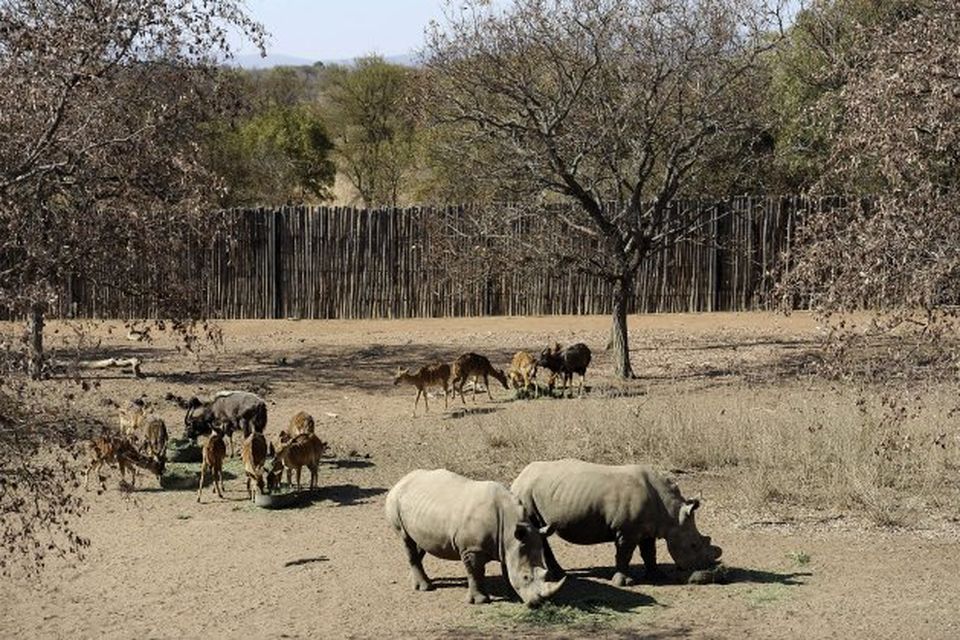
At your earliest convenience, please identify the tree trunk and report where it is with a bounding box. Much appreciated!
[611,274,634,379]
[28,302,45,380]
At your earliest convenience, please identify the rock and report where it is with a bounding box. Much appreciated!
[688,564,729,585]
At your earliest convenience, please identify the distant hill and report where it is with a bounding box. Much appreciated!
[231,53,317,69]
[231,52,417,69]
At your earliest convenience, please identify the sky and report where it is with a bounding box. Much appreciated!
[235,0,802,65]
[235,1,456,63]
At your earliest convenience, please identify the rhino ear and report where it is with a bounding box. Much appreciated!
[514,524,532,542]
[679,500,700,526]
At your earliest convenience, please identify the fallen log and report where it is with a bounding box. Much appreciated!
[52,357,143,378]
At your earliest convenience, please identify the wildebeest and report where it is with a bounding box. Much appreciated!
[537,343,592,397]
[183,390,267,457]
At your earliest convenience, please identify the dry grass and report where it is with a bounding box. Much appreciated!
[458,383,960,527]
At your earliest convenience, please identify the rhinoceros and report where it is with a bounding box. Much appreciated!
[385,468,566,606]
[511,459,722,586]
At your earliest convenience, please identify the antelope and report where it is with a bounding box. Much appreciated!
[268,433,328,491]
[451,353,509,404]
[85,433,165,491]
[393,363,452,416]
[241,432,269,501]
[141,416,168,460]
[196,428,227,503]
[289,411,315,435]
[118,397,148,435]
[508,351,539,397]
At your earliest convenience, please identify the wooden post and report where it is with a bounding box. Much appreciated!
[273,209,283,319]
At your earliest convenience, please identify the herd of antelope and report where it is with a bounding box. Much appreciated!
[85,341,593,496]
[393,342,593,416]
[86,393,328,502]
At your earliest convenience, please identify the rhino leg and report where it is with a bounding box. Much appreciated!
[612,537,638,587]
[542,536,566,581]
[462,551,490,604]
[402,536,433,592]
[639,537,665,580]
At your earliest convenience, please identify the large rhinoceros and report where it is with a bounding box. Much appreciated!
[511,459,722,586]
[385,468,566,606]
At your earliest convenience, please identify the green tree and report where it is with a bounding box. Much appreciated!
[325,56,418,207]
[209,104,336,206]
[764,0,923,191]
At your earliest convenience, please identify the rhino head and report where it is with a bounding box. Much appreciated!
[664,500,723,571]
[503,523,566,607]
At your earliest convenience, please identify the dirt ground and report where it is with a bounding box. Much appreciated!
[3,313,960,639]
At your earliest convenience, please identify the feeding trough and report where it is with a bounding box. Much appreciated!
[160,463,237,490]
[254,489,311,509]
[166,437,202,463]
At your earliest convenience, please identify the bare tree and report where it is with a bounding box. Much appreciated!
[0,0,263,572]
[0,0,265,377]
[423,0,784,378]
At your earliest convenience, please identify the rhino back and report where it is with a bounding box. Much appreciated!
[387,469,516,561]
[513,460,667,543]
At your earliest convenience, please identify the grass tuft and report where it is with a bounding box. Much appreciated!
[483,601,620,629]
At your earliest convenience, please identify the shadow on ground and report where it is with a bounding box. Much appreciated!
[569,564,811,587]
[721,566,812,585]
[551,575,658,611]
[444,406,502,420]
[280,483,387,509]
[283,556,329,567]
[326,457,374,470]
[66,336,827,396]
[152,343,505,393]
[426,573,657,611]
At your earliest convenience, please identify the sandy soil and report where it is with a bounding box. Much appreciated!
[3,312,959,639]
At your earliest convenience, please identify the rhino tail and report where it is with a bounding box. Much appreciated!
[384,487,405,535]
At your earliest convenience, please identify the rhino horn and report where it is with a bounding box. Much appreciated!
[538,573,566,600]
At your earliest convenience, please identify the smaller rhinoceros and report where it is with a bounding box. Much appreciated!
[511,459,722,586]
[385,468,566,607]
